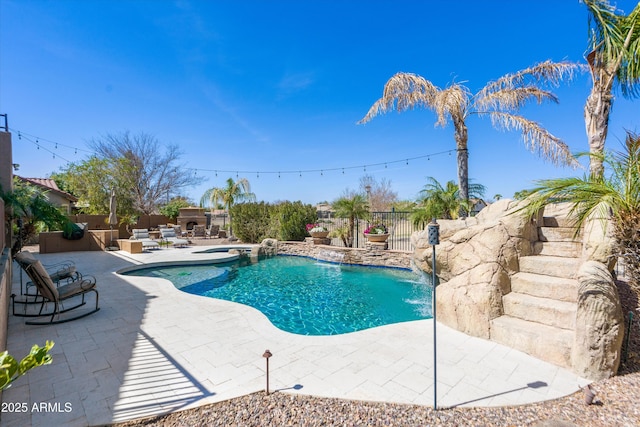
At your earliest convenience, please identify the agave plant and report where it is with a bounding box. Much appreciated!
[519,131,640,304]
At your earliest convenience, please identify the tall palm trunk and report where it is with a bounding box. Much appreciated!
[453,117,469,217]
[585,50,615,178]
[584,88,613,177]
[226,202,233,237]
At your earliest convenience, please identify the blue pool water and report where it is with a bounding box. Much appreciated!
[124,256,433,335]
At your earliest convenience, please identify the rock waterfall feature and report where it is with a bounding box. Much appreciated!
[412,200,624,380]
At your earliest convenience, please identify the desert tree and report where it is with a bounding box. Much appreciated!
[89,131,199,214]
[359,174,398,211]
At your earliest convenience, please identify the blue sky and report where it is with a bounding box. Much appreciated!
[1,0,638,205]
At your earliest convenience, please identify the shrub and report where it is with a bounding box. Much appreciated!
[230,202,272,243]
[230,201,317,243]
[271,201,317,241]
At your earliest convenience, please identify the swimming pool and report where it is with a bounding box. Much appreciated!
[124,256,433,335]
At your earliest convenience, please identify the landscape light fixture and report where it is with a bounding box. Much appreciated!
[263,349,273,395]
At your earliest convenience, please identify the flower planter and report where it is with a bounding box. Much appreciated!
[364,233,389,243]
[309,231,330,238]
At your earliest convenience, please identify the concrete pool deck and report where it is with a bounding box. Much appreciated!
[1,246,589,426]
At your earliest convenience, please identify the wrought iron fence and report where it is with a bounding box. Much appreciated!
[316,211,420,252]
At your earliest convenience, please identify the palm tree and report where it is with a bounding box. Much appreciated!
[582,0,640,177]
[411,177,486,227]
[200,177,256,237]
[359,61,579,214]
[519,131,640,303]
[332,193,369,247]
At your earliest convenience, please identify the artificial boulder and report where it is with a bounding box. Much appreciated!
[412,199,536,338]
[572,261,624,380]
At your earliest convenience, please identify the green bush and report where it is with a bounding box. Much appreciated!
[271,201,317,241]
[230,202,272,243]
[230,201,317,243]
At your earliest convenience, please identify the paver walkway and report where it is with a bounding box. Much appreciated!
[1,247,588,426]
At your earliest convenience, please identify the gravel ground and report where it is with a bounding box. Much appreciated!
[109,280,640,427]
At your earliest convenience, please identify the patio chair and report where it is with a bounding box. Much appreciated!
[159,227,189,247]
[11,256,100,325]
[14,251,81,297]
[205,224,220,238]
[191,225,206,239]
[130,229,160,250]
[172,225,188,238]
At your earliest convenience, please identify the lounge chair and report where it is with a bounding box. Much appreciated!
[131,229,160,250]
[205,224,220,238]
[159,228,189,247]
[12,256,100,325]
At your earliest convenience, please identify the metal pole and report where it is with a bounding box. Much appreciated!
[432,243,437,411]
[427,218,439,411]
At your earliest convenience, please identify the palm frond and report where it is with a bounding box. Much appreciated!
[433,84,470,127]
[480,60,582,97]
[585,0,640,97]
[476,85,559,112]
[358,73,439,124]
[483,111,579,167]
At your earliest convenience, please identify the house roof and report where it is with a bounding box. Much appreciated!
[16,176,78,202]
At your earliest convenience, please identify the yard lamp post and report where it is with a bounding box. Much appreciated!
[427,218,439,410]
[263,349,272,395]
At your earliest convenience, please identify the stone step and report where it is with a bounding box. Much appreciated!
[490,315,573,368]
[538,226,581,242]
[533,241,582,258]
[511,272,579,302]
[502,292,576,329]
[542,216,578,228]
[519,255,581,279]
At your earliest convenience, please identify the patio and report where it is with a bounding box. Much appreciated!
[1,245,588,426]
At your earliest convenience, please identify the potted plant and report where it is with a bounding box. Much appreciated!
[364,224,389,242]
[306,223,329,238]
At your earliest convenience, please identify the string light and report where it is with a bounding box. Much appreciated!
[11,126,459,181]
